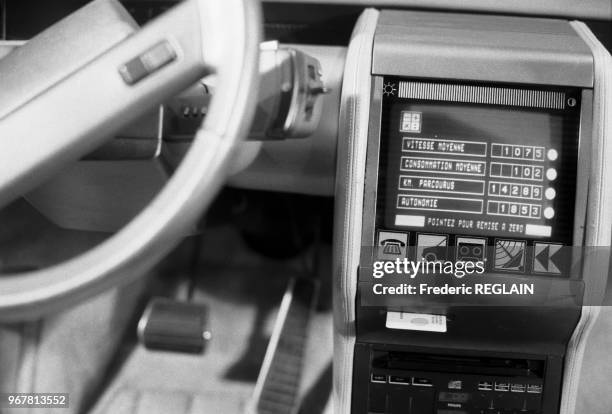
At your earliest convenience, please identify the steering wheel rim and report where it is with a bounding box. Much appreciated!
[0,0,261,321]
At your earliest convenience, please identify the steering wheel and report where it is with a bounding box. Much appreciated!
[0,0,261,321]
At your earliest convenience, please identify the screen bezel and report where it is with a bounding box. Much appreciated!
[360,76,590,280]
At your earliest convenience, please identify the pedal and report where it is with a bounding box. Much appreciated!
[249,277,319,414]
[137,297,211,354]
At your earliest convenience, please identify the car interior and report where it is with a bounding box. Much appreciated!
[0,0,611,413]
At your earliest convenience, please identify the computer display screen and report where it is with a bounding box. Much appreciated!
[377,79,581,248]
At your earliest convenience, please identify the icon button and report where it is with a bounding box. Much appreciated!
[533,243,564,274]
[456,237,487,263]
[377,231,408,260]
[383,82,397,97]
[543,207,555,219]
[400,111,422,133]
[416,234,448,262]
[494,239,526,272]
[371,373,386,383]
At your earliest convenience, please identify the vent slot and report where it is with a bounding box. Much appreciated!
[398,81,566,110]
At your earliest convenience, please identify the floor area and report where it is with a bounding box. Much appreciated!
[90,225,333,414]
[0,200,333,414]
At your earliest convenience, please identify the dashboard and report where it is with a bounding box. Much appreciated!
[0,2,610,414]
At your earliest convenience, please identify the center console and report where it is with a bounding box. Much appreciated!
[335,9,608,414]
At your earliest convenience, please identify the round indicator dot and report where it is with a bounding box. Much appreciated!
[546,168,558,181]
[545,188,557,200]
[544,207,555,219]
[547,149,559,161]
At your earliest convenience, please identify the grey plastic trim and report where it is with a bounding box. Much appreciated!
[333,8,379,414]
[373,11,594,87]
[560,21,612,414]
[572,90,593,248]
[360,76,383,253]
